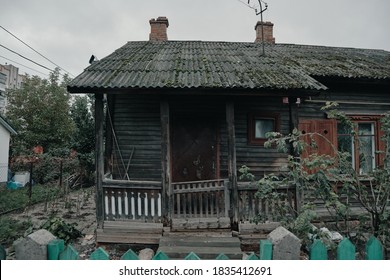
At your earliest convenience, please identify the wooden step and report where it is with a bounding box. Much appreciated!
[97,221,163,244]
[171,217,231,231]
[158,236,243,259]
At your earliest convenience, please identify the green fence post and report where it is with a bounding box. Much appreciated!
[337,238,355,260]
[47,239,65,260]
[259,240,273,260]
[366,236,384,260]
[0,245,6,260]
[90,247,110,260]
[184,252,201,260]
[246,252,259,260]
[310,239,328,260]
[59,245,79,260]
[121,249,139,260]
[215,253,229,260]
[153,251,170,260]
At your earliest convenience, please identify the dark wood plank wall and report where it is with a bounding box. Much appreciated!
[110,94,162,181]
[108,93,294,181]
[107,90,390,182]
[299,91,390,120]
[230,97,290,179]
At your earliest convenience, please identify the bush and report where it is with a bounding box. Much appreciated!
[0,217,32,247]
[41,216,83,244]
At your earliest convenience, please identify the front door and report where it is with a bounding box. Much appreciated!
[171,117,218,182]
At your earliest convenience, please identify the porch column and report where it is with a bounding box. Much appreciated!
[95,93,105,229]
[288,97,302,214]
[160,100,171,220]
[226,101,238,224]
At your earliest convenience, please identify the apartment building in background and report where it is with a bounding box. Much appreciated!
[0,64,25,114]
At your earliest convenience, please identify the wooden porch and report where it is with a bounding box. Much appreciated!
[95,177,296,245]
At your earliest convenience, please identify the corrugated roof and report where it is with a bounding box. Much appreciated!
[67,41,390,93]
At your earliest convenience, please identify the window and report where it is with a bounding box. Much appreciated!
[248,113,280,145]
[337,116,384,175]
[299,116,386,175]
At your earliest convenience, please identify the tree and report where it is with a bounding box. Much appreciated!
[70,95,94,155]
[6,69,75,155]
[69,94,95,186]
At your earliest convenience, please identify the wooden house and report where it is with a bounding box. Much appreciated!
[68,17,390,244]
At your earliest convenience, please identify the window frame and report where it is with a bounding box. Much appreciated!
[337,115,385,174]
[248,113,280,145]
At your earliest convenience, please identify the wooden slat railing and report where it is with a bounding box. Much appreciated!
[237,182,296,222]
[102,179,162,222]
[171,179,230,219]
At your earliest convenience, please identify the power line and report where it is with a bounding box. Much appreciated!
[0,25,75,77]
[0,54,49,76]
[0,43,54,72]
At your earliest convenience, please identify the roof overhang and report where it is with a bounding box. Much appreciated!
[0,116,17,135]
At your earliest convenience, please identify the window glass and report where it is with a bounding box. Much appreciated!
[255,119,274,139]
[358,123,375,174]
[337,121,376,174]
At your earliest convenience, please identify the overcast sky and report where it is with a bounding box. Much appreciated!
[1,0,389,79]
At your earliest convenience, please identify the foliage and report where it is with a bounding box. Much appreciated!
[70,95,94,154]
[241,102,390,250]
[0,184,63,213]
[41,216,83,244]
[5,69,95,188]
[5,69,75,155]
[69,95,95,187]
[0,217,33,246]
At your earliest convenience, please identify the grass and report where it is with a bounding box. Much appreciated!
[0,183,65,247]
[0,216,32,246]
[0,184,64,214]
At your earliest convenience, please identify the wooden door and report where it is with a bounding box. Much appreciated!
[171,117,218,182]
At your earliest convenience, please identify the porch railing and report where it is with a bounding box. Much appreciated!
[237,182,296,222]
[171,179,230,219]
[102,179,162,222]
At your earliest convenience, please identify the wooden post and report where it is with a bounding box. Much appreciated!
[160,100,171,222]
[289,97,302,214]
[226,101,238,224]
[59,159,63,188]
[28,161,33,202]
[95,93,105,229]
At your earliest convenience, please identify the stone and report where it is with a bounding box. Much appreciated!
[138,248,155,260]
[14,229,56,260]
[268,226,301,260]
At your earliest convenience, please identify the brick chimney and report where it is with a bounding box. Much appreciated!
[149,17,169,41]
[255,21,275,43]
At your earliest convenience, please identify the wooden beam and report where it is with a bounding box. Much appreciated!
[226,101,238,224]
[288,97,299,135]
[289,98,302,214]
[95,93,105,229]
[160,100,171,221]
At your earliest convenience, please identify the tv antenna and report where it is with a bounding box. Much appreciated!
[238,0,269,55]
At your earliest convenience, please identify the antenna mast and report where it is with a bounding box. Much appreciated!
[239,0,269,55]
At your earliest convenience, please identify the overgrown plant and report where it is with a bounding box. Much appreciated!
[242,102,390,250]
[41,215,83,244]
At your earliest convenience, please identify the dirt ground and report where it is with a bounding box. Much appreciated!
[6,186,99,259]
